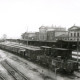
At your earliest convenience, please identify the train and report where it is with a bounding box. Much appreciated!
[0,42,79,74]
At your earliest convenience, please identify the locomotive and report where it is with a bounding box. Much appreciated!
[0,42,78,73]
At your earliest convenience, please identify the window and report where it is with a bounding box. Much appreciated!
[71,33,72,37]
[74,33,76,37]
[77,33,79,37]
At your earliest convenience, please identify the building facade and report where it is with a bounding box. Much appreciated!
[21,32,28,39]
[68,25,80,41]
[55,33,68,41]
[39,26,47,41]
[22,25,80,42]
[35,32,39,41]
[47,30,68,41]
[39,25,66,41]
[21,32,36,40]
[47,30,55,41]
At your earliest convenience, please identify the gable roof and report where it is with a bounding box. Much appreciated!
[68,25,80,31]
[39,26,46,29]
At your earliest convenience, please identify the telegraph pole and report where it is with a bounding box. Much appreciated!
[27,26,28,46]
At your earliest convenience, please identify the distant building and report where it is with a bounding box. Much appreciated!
[39,26,47,41]
[21,32,28,39]
[21,32,36,40]
[39,25,67,41]
[35,32,39,41]
[47,30,55,41]
[68,25,80,41]
[21,25,70,41]
[55,33,68,41]
[47,30,68,41]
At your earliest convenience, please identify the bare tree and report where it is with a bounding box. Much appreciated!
[2,34,7,40]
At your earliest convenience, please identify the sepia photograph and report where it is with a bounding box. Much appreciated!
[0,0,80,80]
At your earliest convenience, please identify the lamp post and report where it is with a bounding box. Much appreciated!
[27,26,28,46]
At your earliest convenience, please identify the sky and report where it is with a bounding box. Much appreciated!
[0,0,80,38]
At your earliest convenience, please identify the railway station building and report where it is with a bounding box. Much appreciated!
[21,24,80,42]
[68,24,80,41]
[39,26,47,41]
[21,32,36,40]
[39,25,67,41]
[47,30,68,41]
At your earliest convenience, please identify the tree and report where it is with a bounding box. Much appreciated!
[3,34,7,40]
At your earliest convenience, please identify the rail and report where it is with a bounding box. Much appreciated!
[0,74,6,80]
[1,60,29,80]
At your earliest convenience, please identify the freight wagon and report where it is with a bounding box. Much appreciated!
[0,43,79,73]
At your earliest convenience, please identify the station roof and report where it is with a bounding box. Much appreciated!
[52,48,70,51]
[41,46,51,49]
[1,42,41,51]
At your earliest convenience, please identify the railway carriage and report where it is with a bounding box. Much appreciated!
[25,47,42,61]
[0,42,79,73]
[51,48,78,73]
[40,46,51,56]
[37,46,52,66]
[18,48,26,56]
[51,48,72,59]
[38,47,78,73]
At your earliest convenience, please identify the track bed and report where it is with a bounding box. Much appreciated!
[1,60,29,80]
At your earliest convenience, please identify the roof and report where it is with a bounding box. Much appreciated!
[56,34,68,38]
[52,48,70,51]
[1,42,41,51]
[39,26,46,29]
[47,29,55,31]
[39,26,66,31]
[25,47,41,51]
[68,25,80,31]
[41,46,51,49]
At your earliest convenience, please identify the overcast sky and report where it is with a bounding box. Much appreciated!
[0,0,80,38]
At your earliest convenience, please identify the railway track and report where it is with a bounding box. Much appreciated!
[10,56,80,80]
[1,60,29,80]
[0,74,6,80]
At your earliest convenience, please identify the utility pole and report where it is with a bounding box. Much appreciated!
[27,26,28,46]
